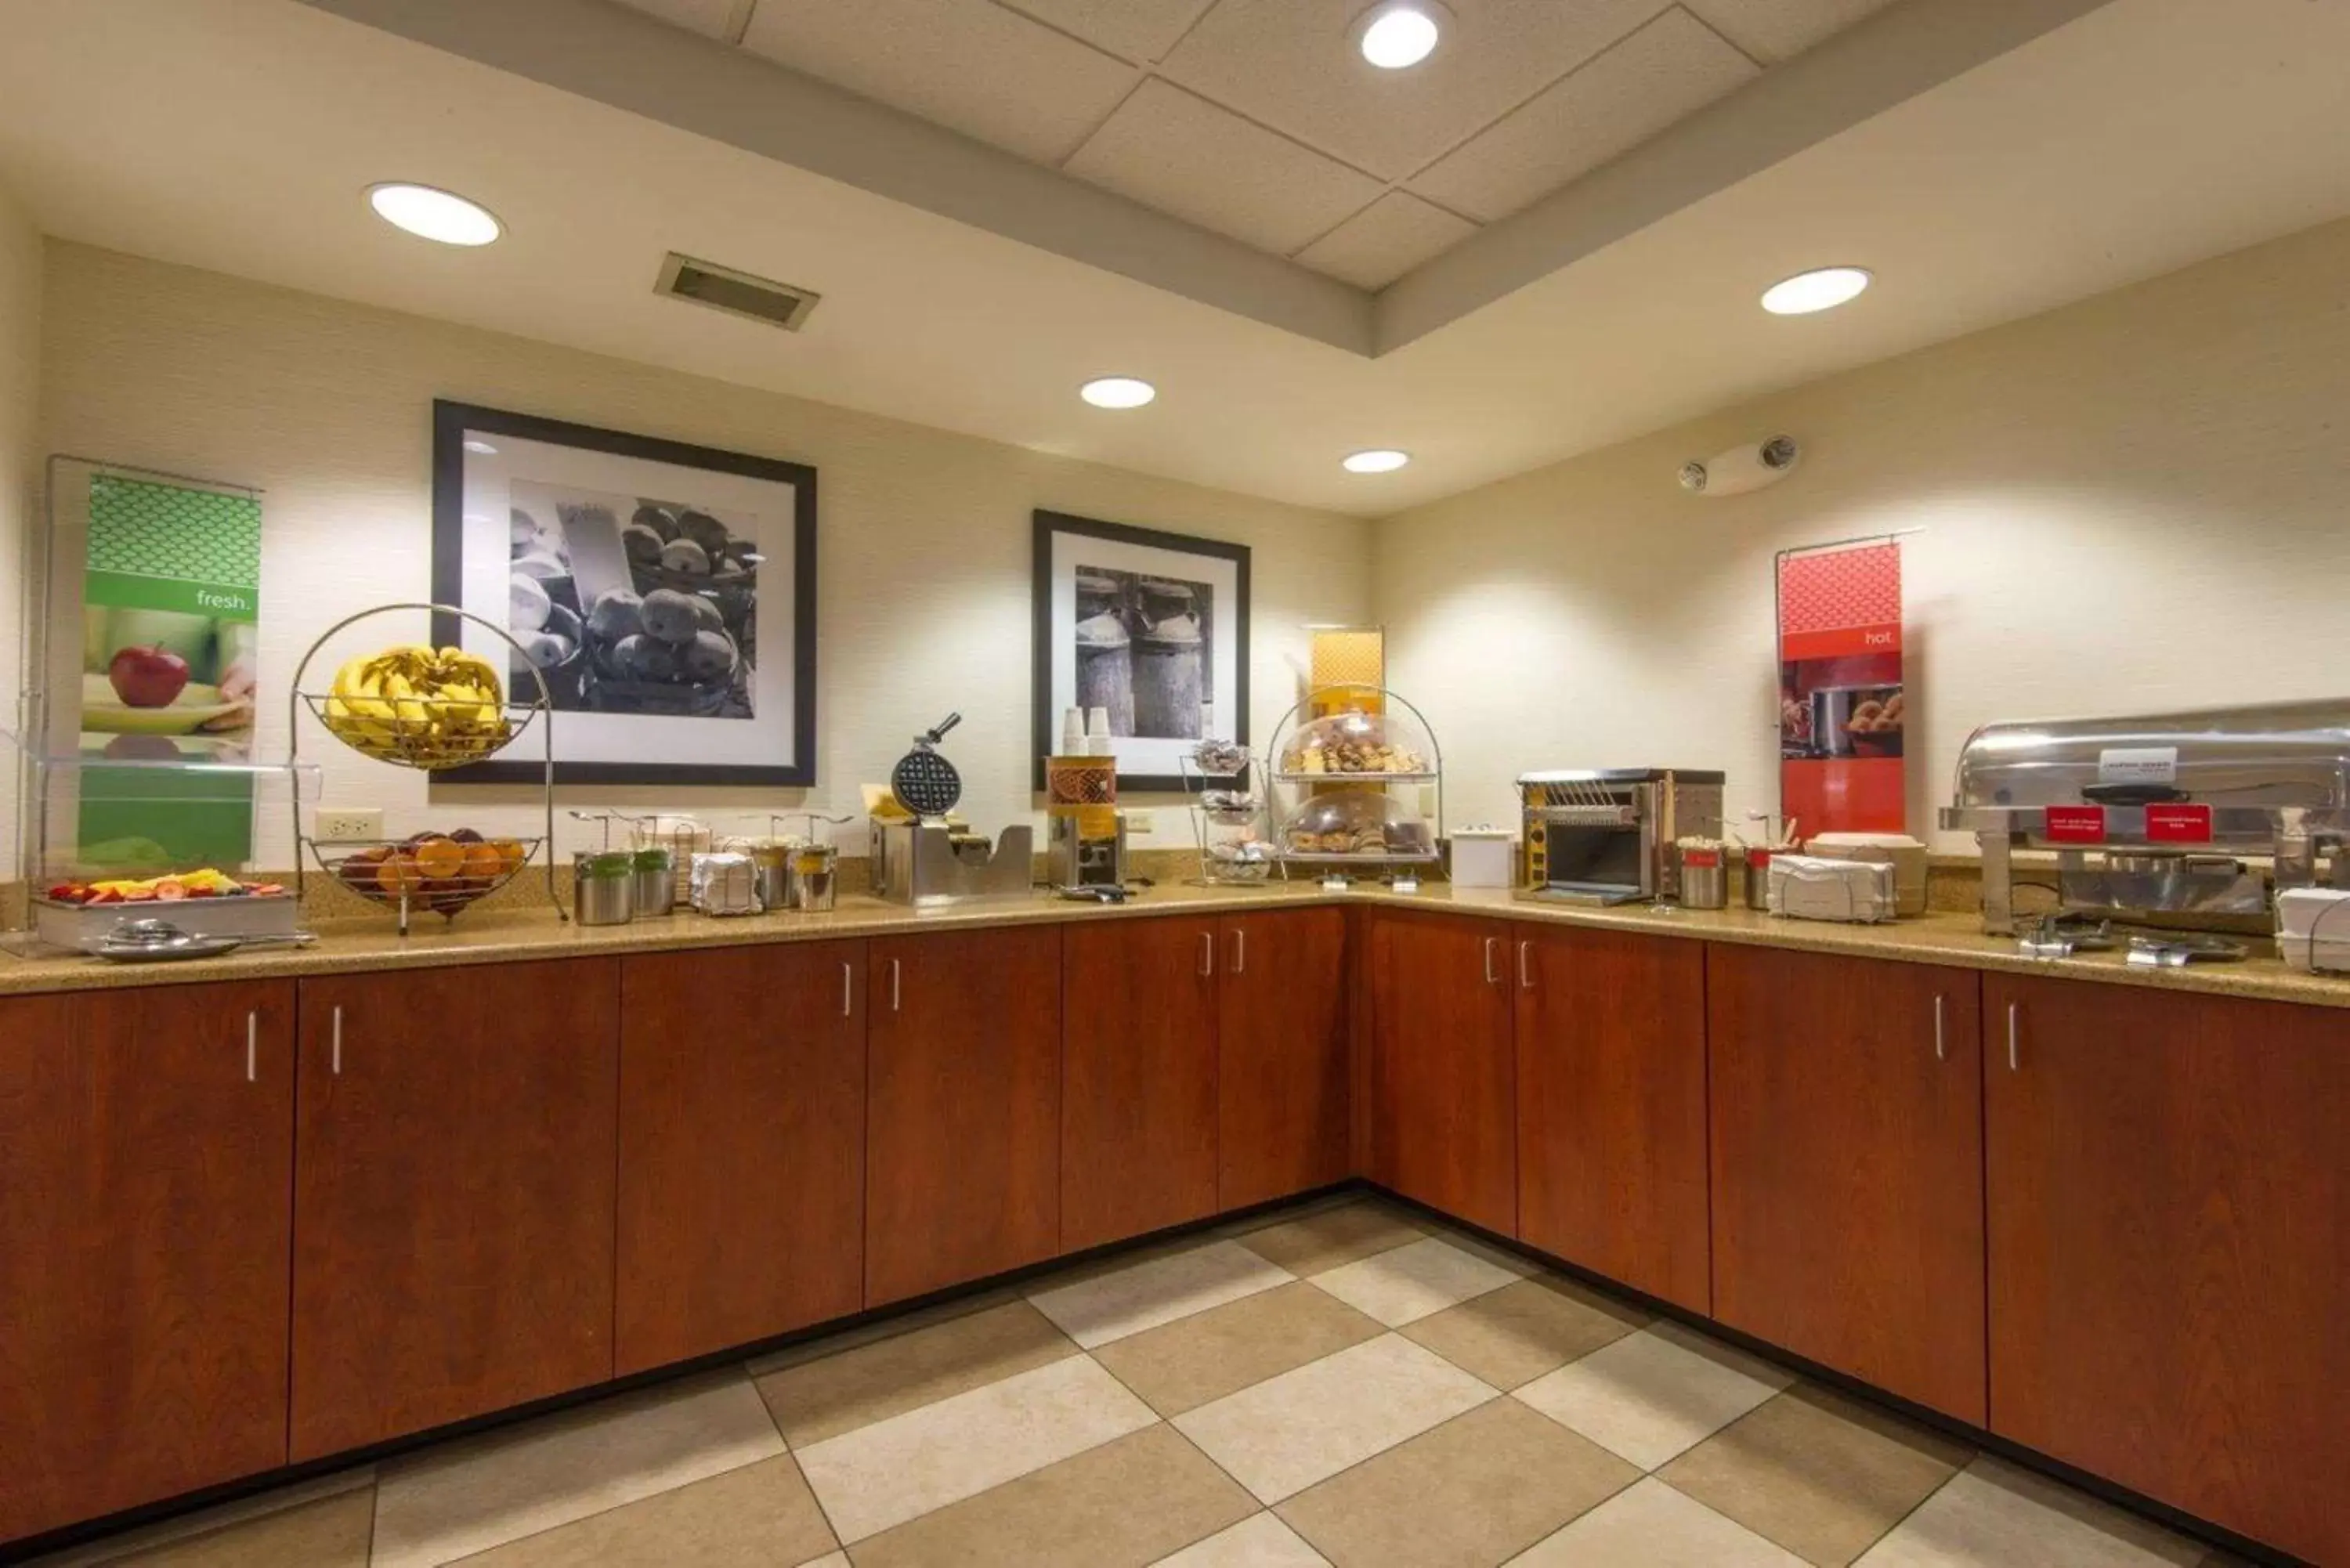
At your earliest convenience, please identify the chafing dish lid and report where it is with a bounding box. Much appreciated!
[1950,699,2350,810]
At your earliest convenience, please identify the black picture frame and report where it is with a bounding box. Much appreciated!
[1032,508,1250,792]
[430,399,819,786]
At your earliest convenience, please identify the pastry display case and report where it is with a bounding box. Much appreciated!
[1265,688,1444,887]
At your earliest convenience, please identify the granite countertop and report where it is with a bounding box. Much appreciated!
[6,878,2347,1010]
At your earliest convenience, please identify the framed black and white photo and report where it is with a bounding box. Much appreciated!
[431,400,817,786]
[1032,509,1249,791]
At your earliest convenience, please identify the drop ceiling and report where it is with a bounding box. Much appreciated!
[614,0,1894,292]
[2,0,2348,516]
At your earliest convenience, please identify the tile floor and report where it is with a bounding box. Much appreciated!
[28,1194,2246,1568]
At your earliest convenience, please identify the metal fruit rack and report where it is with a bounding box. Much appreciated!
[1263,685,1446,889]
[1179,744,1277,887]
[287,602,564,934]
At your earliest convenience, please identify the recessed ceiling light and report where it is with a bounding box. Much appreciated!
[367,182,502,246]
[462,439,499,455]
[1358,2,1445,69]
[1761,266,1871,316]
[1343,449,1411,474]
[1079,376,1156,410]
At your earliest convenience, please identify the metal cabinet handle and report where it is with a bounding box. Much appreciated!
[890,958,902,1013]
[330,1005,342,1075]
[1483,936,1499,985]
[1933,995,1946,1061]
[841,961,853,1018]
[2006,1001,2019,1071]
[1518,940,1534,991]
[1200,930,1215,977]
[246,1010,258,1082]
[1232,927,1246,974]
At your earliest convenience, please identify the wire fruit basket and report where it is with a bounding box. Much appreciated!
[288,603,565,930]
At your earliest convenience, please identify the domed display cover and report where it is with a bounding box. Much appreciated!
[1279,791,1435,860]
[1278,706,1437,779]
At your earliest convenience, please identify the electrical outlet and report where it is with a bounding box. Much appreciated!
[315,807,384,843]
[1123,809,1155,836]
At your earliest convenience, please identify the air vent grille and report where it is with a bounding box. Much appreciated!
[655,252,819,331]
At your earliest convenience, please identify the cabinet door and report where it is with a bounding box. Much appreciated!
[291,958,620,1460]
[1987,974,2348,1566]
[1218,908,1350,1210]
[1062,918,1220,1251]
[616,941,866,1375]
[1515,924,1709,1313]
[0,983,295,1544]
[1365,909,1517,1235]
[866,927,1061,1304]
[1708,947,1985,1422]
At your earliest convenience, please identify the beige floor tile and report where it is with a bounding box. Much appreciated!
[744,1286,1021,1378]
[796,1555,850,1568]
[1310,1235,1522,1327]
[1029,1239,1295,1349]
[78,1490,374,1568]
[794,1353,1155,1542]
[1093,1281,1385,1417]
[25,1469,377,1568]
[1400,1276,1647,1390]
[450,1454,835,1567]
[754,1299,1077,1447]
[1152,1512,1332,1566]
[1278,1396,1638,1567]
[369,1371,785,1568]
[1409,1221,1540,1281]
[1234,1201,1426,1275]
[846,1425,1254,1568]
[1852,1457,2207,1568]
[1173,1334,1496,1504]
[1511,1477,1809,1566]
[1212,1190,1366,1241]
[1661,1386,1974,1567]
[1515,1321,1793,1470]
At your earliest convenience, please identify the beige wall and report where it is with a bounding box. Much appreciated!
[0,185,42,877]
[1376,215,2350,851]
[37,244,1369,867]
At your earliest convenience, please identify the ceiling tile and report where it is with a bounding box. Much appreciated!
[1063,79,1386,256]
[739,0,1138,165]
[1412,8,1759,222]
[1159,0,1676,181]
[1681,0,1900,64]
[993,0,1219,63]
[1293,193,1478,289]
[608,0,747,41]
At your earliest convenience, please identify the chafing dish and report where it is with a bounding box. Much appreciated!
[1940,699,2350,934]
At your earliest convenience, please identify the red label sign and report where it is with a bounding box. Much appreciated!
[2044,806,2106,844]
[2146,804,2214,844]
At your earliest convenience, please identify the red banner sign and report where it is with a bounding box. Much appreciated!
[1778,541,1904,834]
[2146,804,2214,844]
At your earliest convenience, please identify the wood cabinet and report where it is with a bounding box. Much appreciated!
[1218,908,1350,1211]
[1061,918,1220,1251]
[1364,909,1517,1236]
[289,959,620,1460]
[1515,925,1709,1313]
[865,927,1061,1304]
[1986,974,2349,1566]
[0,983,295,1545]
[616,941,866,1375]
[1708,947,1985,1422]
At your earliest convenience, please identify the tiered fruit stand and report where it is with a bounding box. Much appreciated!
[1264,685,1444,890]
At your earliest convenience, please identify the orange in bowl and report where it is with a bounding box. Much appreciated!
[411,836,468,880]
[460,840,507,887]
[489,838,530,875]
[374,851,425,898]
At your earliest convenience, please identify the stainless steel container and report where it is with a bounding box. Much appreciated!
[1676,844,1728,909]
[1742,848,1775,910]
[789,844,840,912]
[630,849,676,916]
[573,852,636,927]
[748,841,794,912]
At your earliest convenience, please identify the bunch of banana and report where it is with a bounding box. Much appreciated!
[324,645,512,766]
